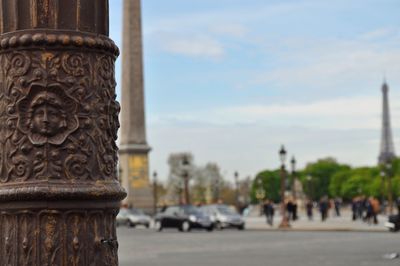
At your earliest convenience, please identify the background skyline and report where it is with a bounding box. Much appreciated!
[109,0,400,182]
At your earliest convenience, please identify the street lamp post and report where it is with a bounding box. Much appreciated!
[182,155,190,205]
[380,170,386,214]
[279,145,290,228]
[235,171,240,210]
[306,175,312,201]
[386,163,394,214]
[214,176,220,203]
[153,171,158,215]
[290,156,296,199]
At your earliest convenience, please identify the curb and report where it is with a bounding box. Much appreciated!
[245,227,388,233]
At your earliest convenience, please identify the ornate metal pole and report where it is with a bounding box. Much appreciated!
[0,1,126,265]
[183,172,190,205]
[386,162,394,215]
[182,155,190,205]
[290,156,296,199]
[380,170,385,214]
[278,145,290,228]
[234,171,239,210]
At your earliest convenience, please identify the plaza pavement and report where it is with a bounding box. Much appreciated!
[244,207,389,232]
[118,228,399,266]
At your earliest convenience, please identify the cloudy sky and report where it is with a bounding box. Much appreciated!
[109,0,400,182]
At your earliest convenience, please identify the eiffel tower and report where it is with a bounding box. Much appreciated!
[378,80,396,164]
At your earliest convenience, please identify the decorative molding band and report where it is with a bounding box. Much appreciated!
[0,181,125,202]
[0,30,119,56]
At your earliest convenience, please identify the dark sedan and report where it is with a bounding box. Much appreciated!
[154,205,214,232]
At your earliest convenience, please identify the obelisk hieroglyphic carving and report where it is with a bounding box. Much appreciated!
[119,0,153,210]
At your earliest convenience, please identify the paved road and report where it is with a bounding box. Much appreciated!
[118,227,400,266]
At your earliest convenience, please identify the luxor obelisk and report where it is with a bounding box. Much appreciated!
[119,0,153,210]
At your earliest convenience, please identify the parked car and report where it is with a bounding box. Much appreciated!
[154,205,214,232]
[116,208,151,228]
[385,214,400,232]
[200,204,245,230]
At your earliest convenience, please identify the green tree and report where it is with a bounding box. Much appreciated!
[339,167,375,199]
[329,169,351,197]
[328,167,380,200]
[251,170,280,203]
[301,157,350,200]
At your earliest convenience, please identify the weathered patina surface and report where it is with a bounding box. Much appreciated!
[0,1,125,265]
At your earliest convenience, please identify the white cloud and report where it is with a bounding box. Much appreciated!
[149,94,395,130]
[221,97,378,117]
[218,100,380,129]
[210,24,248,38]
[161,35,225,59]
[144,1,310,35]
[359,28,399,41]
[249,30,400,98]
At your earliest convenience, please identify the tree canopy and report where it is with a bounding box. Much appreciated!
[252,157,400,202]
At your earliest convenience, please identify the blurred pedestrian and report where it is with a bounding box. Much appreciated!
[242,205,251,217]
[306,199,313,220]
[263,199,274,226]
[287,199,294,221]
[292,200,298,221]
[364,198,373,224]
[319,196,329,222]
[334,197,341,217]
[396,197,400,215]
[356,197,364,219]
[351,197,357,221]
[370,197,380,225]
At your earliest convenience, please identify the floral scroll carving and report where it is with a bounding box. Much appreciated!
[0,49,119,183]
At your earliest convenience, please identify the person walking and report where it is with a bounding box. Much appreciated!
[286,199,294,221]
[364,198,373,224]
[351,197,357,221]
[334,197,341,217]
[263,199,274,226]
[306,199,313,220]
[292,200,298,221]
[396,197,400,215]
[370,197,380,225]
[319,197,329,222]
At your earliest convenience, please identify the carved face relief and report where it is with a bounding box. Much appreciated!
[17,83,79,145]
[31,92,66,137]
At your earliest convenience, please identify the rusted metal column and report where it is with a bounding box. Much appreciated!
[0,1,126,265]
